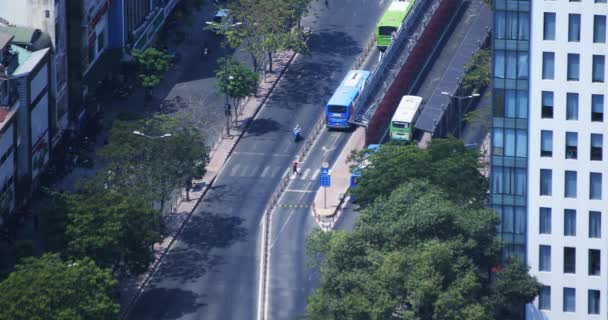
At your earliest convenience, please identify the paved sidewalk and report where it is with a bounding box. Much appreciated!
[118,49,296,315]
[311,127,365,231]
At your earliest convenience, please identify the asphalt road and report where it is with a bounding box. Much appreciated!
[267,42,383,319]
[128,0,387,319]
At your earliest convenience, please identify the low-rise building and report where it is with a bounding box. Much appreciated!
[0,30,51,222]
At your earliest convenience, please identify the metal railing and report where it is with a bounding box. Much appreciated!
[353,0,442,126]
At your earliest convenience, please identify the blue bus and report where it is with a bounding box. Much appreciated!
[325,70,371,129]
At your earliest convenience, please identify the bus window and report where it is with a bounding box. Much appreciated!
[392,121,409,128]
[328,105,347,113]
[379,26,397,36]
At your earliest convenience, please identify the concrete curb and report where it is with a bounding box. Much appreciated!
[119,50,298,319]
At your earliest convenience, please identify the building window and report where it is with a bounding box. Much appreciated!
[491,167,527,196]
[493,128,504,156]
[593,55,605,83]
[539,286,551,310]
[540,207,552,234]
[564,209,577,236]
[568,13,581,42]
[494,11,529,40]
[589,249,601,276]
[544,12,556,40]
[541,130,553,157]
[568,14,581,42]
[597,0,607,3]
[564,247,576,274]
[594,15,606,43]
[539,245,551,271]
[591,134,602,161]
[588,290,600,314]
[503,89,528,118]
[517,52,528,80]
[542,52,555,80]
[565,171,577,198]
[589,211,601,238]
[566,93,579,120]
[592,94,604,122]
[540,169,552,196]
[564,287,576,312]
[566,132,578,159]
[542,91,554,118]
[567,54,580,81]
[590,172,602,200]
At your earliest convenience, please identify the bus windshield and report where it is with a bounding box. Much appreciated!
[328,105,347,113]
[392,121,409,128]
[379,26,397,36]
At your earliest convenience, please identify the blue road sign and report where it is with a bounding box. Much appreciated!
[321,167,329,176]
[320,174,331,187]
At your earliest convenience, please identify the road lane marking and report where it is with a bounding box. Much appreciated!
[311,169,320,180]
[229,163,241,176]
[284,189,315,193]
[301,168,311,179]
[232,151,291,157]
[261,166,271,177]
[276,204,312,208]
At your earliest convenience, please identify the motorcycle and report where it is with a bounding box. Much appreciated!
[293,126,301,142]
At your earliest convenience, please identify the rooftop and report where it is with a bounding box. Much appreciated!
[0,26,52,51]
[0,31,12,51]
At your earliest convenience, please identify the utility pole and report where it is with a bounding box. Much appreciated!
[441,91,480,138]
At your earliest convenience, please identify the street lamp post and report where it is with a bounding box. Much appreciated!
[441,91,480,138]
[132,131,172,139]
[205,19,242,137]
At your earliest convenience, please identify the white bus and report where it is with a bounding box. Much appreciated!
[390,95,423,142]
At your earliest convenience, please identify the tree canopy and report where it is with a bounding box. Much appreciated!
[226,0,309,72]
[350,138,488,208]
[65,185,161,275]
[100,114,209,212]
[132,47,171,89]
[0,254,118,320]
[216,58,259,122]
[306,180,542,320]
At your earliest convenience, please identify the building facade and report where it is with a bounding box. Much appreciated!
[0,0,69,146]
[0,33,19,226]
[491,0,608,319]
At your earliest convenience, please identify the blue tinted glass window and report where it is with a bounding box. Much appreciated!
[594,15,606,43]
[568,54,580,81]
[569,14,581,42]
[543,52,554,79]
[566,93,579,120]
[593,55,605,82]
[544,12,556,40]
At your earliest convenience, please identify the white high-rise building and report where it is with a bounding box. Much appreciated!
[492,0,608,319]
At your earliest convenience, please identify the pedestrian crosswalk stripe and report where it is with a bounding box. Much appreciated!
[301,168,311,179]
[311,169,320,180]
[229,163,241,176]
[276,204,311,208]
[261,166,271,177]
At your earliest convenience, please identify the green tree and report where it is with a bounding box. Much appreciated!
[461,48,490,94]
[132,48,171,99]
[0,254,119,320]
[350,138,487,208]
[64,185,161,275]
[306,180,542,320]
[216,58,259,123]
[100,114,209,213]
[228,0,309,73]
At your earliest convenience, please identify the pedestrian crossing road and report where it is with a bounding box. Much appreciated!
[226,162,325,181]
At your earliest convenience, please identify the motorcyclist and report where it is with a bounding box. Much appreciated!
[293,124,301,141]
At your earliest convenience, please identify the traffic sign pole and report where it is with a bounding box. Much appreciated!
[324,187,327,209]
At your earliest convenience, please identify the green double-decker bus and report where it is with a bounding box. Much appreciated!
[376,0,415,51]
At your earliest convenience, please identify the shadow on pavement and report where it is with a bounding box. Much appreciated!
[149,213,247,283]
[307,30,361,59]
[129,287,206,319]
[244,117,283,136]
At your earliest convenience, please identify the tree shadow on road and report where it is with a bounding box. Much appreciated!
[307,30,361,59]
[149,213,247,283]
[242,117,283,137]
[128,287,207,319]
